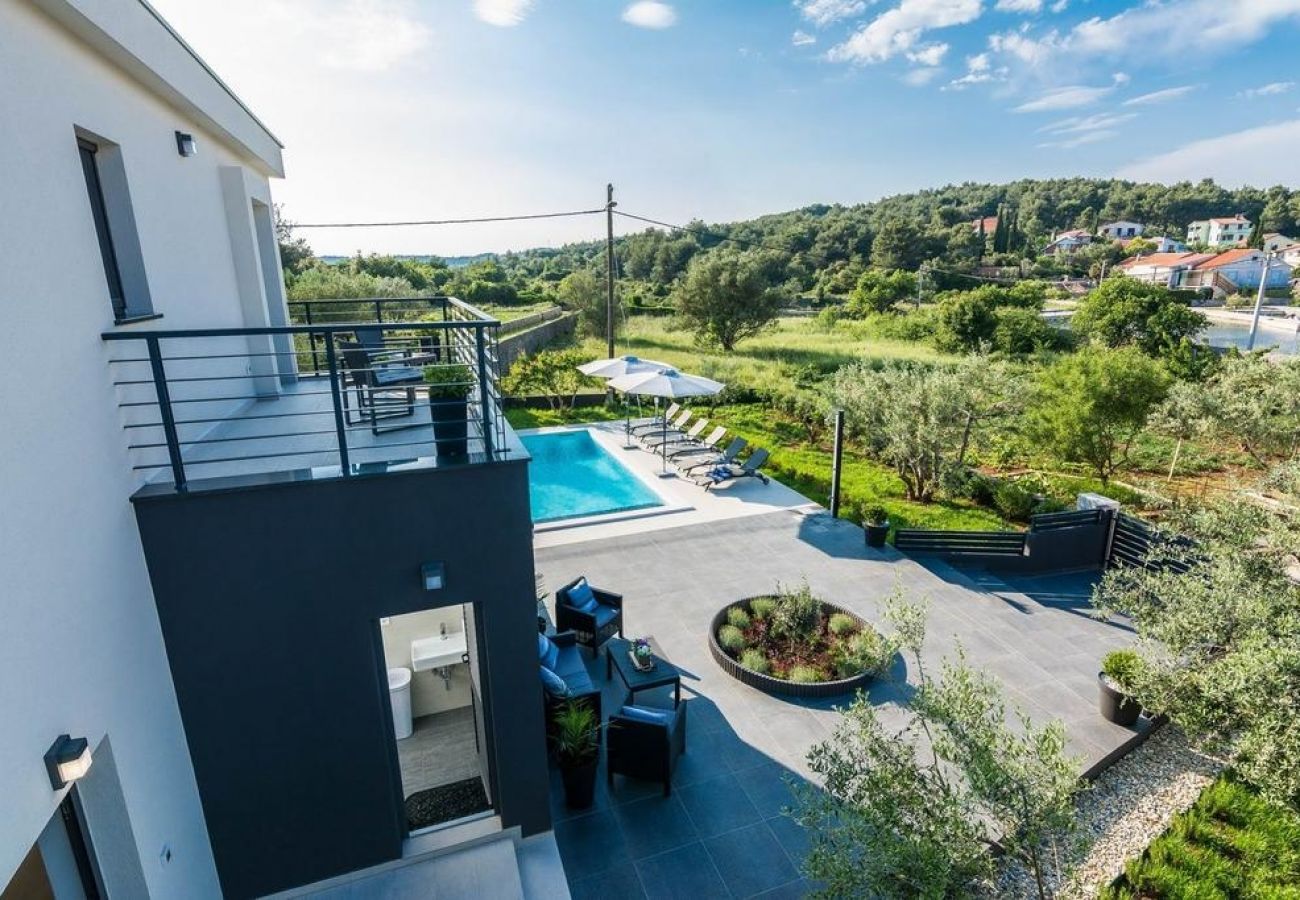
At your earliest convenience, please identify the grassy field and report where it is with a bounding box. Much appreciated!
[1100,775,1300,899]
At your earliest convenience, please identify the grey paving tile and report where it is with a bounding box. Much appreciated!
[612,795,700,858]
[677,772,763,838]
[634,842,728,900]
[704,822,800,899]
[553,810,631,879]
[735,761,808,819]
[763,814,811,869]
[569,863,647,900]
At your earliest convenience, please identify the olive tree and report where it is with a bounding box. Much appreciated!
[1071,276,1206,359]
[796,591,1081,899]
[673,250,785,351]
[1200,354,1300,465]
[501,348,592,412]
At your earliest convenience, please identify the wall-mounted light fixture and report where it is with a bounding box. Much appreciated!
[175,131,197,157]
[421,562,445,592]
[44,735,92,790]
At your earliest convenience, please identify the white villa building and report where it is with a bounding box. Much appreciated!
[1098,220,1145,239]
[1187,215,1252,247]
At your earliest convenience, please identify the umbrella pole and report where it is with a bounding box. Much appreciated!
[624,392,634,449]
[660,417,670,477]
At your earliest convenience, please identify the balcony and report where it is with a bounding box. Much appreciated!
[104,297,518,494]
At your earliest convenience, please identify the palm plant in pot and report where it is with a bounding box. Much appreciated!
[424,362,473,458]
[859,503,891,548]
[1098,648,1143,726]
[552,700,599,809]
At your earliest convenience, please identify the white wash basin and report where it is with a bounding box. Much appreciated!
[411,632,468,671]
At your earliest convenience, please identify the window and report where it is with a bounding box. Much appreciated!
[75,134,153,322]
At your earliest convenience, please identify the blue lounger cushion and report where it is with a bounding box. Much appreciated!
[618,705,669,725]
[568,578,599,613]
[538,633,561,671]
[540,666,568,698]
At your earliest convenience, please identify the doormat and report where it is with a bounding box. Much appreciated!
[405,777,490,831]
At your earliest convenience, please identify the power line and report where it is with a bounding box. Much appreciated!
[614,210,797,255]
[290,208,605,229]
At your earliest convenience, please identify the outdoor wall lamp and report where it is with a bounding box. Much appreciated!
[45,734,92,790]
[175,131,197,157]
[421,562,445,591]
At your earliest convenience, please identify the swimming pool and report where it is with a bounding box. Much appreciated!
[522,430,664,523]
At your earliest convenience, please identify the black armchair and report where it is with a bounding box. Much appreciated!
[541,631,603,740]
[555,578,624,655]
[337,341,424,435]
[607,702,687,797]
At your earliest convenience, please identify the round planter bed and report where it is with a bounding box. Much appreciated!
[708,597,882,699]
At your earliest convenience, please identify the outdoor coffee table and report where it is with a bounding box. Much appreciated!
[605,637,682,708]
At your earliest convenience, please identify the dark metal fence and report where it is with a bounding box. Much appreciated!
[103,297,507,493]
[893,529,1028,556]
[286,297,446,374]
[1029,508,1102,531]
[1106,513,1193,573]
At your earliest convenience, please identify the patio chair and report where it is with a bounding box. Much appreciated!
[337,341,424,434]
[636,409,692,447]
[629,402,680,437]
[643,418,708,451]
[695,448,771,492]
[555,577,624,655]
[539,631,603,742]
[679,436,747,473]
[607,701,687,797]
[666,426,726,460]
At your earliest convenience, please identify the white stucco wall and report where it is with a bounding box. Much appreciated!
[0,1,286,895]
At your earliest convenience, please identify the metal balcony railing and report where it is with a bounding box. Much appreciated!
[103,297,509,493]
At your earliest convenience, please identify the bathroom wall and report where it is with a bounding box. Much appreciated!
[381,607,472,718]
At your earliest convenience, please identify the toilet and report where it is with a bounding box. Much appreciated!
[388,667,413,740]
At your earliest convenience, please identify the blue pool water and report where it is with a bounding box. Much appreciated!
[522,430,664,523]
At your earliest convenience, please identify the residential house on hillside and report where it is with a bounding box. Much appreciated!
[1118,252,1213,287]
[1263,233,1298,253]
[1187,214,1252,246]
[1,1,552,898]
[1181,248,1294,292]
[1129,235,1186,254]
[971,215,999,234]
[1044,229,1093,255]
[1098,220,1145,239]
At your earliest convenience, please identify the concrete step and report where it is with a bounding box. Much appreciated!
[515,832,571,900]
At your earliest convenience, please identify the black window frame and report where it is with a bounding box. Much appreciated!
[77,138,128,321]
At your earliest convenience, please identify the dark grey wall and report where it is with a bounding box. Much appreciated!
[132,461,548,899]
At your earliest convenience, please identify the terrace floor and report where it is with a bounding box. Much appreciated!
[535,509,1141,899]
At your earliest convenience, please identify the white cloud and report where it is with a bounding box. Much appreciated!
[907,42,949,66]
[1014,82,1115,112]
[473,0,533,27]
[1237,81,1296,99]
[903,66,943,86]
[827,0,981,65]
[945,51,1008,89]
[996,0,1043,12]
[1038,129,1118,149]
[1039,111,1136,134]
[792,29,818,46]
[1123,85,1198,106]
[988,28,1058,66]
[1118,119,1300,186]
[622,1,677,29]
[796,0,868,28]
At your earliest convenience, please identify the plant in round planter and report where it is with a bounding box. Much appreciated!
[712,581,895,695]
[1098,648,1143,726]
[424,363,474,458]
[552,700,599,809]
[858,503,891,548]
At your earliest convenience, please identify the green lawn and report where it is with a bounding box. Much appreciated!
[1100,775,1300,900]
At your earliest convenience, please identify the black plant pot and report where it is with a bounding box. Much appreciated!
[1098,672,1141,726]
[429,397,469,458]
[560,758,598,809]
[864,522,890,548]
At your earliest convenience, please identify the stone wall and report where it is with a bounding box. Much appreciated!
[498,312,577,370]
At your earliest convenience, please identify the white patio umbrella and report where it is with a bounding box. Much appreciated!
[577,355,672,446]
[606,368,726,475]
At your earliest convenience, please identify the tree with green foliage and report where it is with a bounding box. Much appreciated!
[673,251,785,351]
[501,348,593,412]
[1199,354,1300,465]
[1149,379,1214,480]
[993,306,1067,357]
[870,220,924,271]
[1071,277,1207,360]
[1027,347,1168,483]
[847,268,916,316]
[796,590,1081,900]
[556,269,617,339]
[1247,218,1265,249]
[1093,497,1300,810]
[934,292,998,353]
[273,204,314,276]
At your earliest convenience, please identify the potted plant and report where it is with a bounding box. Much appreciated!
[630,637,655,672]
[860,504,891,548]
[552,700,599,809]
[424,363,474,458]
[1098,648,1142,726]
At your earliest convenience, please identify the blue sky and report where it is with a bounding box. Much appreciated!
[149,0,1300,255]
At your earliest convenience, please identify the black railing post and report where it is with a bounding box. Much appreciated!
[829,409,845,518]
[324,337,352,477]
[303,303,321,374]
[476,326,493,459]
[374,299,383,323]
[146,335,187,492]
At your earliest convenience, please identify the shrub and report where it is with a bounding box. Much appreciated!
[828,613,859,636]
[740,648,771,674]
[848,629,893,675]
[749,597,776,620]
[993,479,1038,522]
[424,362,475,400]
[727,607,752,629]
[789,665,822,683]
[718,624,747,652]
[858,504,889,526]
[770,582,822,641]
[1101,648,1142,692]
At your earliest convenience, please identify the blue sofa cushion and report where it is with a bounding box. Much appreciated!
[618,705,669,726]
[553,647,590,685]
[540,666,568,698]
[593,605,620,629]
[568,578,598,613]
[538,633,560,671]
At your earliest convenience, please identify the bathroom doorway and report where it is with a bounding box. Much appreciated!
[379,603,492,833]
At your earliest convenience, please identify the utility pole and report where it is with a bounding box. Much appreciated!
[605,183,617,360]
[1246,251,1274,352]
[915,264,925,309]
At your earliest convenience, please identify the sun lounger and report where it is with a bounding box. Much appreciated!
[644,418,707,450]
[636,409,692,446]
[695,448,770,491]
[666,426,726,460]
[680,437,746,473]
[628,402,681,436]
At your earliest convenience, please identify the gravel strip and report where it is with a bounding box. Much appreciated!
[992,725,1225,898]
